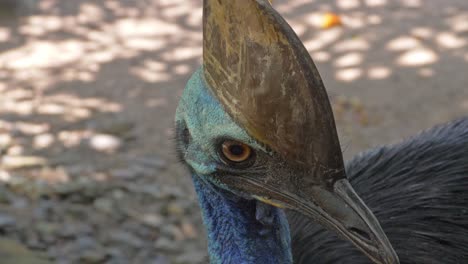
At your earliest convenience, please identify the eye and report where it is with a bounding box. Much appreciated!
[220,140,252,163]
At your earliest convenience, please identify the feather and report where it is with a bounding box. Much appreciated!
[289,117,468,263]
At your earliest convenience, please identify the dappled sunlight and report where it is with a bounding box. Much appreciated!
[19,15,64,36]
[33,133,54,149]
[1,87,121,120]
[2,40,86,69]
[449,14,468,32]
[336,0,360,10]
[47,94,122,112]
[303,28,343,51]
[0,0,205,187]
[410,27,433,39]
[270,0,467,136]
[145,98,168,108]
[2,120,50,135]
[174,64,192,75]
[397,48,438,67]
[0,0,464,186]
[0,0,202,94]
[0,0,464,181]
[341,12,383,29]
[387,36,421,51]
[334,52,363,67]
[131,60,170,83]
[274,0,319,14]
[160,0,197,17]
[161,46,202,62]
[274,0,467,81]
[367,66,391,80]
[0,86,124,185]
[0,27,10,42]
[336,67,362,82]
[89,133,122,153]
[436,32,466,49]
[311,51,331,62]
[365,0,387,7]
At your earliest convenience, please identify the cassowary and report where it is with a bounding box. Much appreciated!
[174,0,468,263]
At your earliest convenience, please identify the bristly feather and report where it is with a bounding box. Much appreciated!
[172,122,189,165]
[289,117,468,264]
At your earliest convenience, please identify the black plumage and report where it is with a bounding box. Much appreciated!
[289,117,468,263]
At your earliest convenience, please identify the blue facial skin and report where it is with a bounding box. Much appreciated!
[175,68,292,264]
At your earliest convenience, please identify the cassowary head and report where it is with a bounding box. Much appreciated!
[175,0,398,263]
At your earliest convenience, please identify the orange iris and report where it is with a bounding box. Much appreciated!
[221,141,252,163]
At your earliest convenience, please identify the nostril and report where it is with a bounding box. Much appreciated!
[349,227,372,242]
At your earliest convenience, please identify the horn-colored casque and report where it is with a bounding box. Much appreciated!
[203,0,343,178]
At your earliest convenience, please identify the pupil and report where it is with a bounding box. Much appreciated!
[229,145,244,156]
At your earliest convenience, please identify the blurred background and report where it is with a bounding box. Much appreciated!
[0,0,466,263]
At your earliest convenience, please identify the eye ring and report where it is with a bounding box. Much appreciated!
[220,140,253,164]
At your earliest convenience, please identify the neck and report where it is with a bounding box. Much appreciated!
[192,175,292,264]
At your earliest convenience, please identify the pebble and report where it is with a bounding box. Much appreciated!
[110,165,146,179]
[132,155,167,170]
[154,237,180,252]
[140,213,164,228]
[147,255,170,264]
[0,172,204,263]
[161,224,185,241]
[93,197,114,214]
[75,236,101,251]
[60,222,93,237]
[36,222,60,236]
[108,230,144,248]
[165,202,185,216]
[180,221,198,239]
[90,120,134,137]
[0,185,11,203]
[0,214,15,228]
[79,249,107,263]
[175,250,207,264]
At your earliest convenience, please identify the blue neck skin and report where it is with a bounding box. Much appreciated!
[192,174,292,264]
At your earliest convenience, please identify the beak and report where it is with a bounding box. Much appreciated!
[226,177,399,264]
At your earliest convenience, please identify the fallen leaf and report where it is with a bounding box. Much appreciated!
[322,12,342,29]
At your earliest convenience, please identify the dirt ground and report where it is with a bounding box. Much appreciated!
[0,0,466,263]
